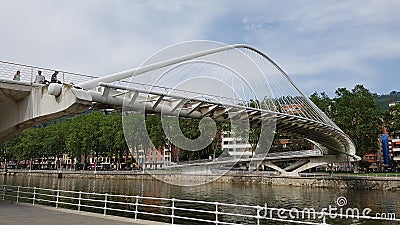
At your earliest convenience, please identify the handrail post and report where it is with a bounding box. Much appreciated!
[215,202,219,224]
[16,186,20,203]
[56,189,60,208]
[134,196,139,220]
[171,198,175,224]
[30,66,33,84]
[78,191,82,212]
[256,205,261,225]
[2,185,5,200]
[33,187,36,205]
[322,213,327,225]
[104,193,108,216]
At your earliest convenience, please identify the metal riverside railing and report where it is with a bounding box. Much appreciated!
[2,185,399,225]
[300,172,400,181]
[0,184,324,225]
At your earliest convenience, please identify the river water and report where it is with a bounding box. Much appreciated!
[1,174,399,225]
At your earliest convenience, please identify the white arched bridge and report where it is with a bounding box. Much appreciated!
[0,43,359,176]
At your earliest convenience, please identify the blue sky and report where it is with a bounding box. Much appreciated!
[0,0,399,96]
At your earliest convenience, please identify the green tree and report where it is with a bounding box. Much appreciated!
[65,112,106,167]
[42,122,68,159]
[177,118,203,161]
[100,113,128,169]
[385,103,400,137]
[3,111,131,169]
[310,92,334,118]
[310,85,382,157]
[0,135,23,165]
[332,85,381,156]
[146,115,166,149]
[358,160,372,171]
[15,128,45,161]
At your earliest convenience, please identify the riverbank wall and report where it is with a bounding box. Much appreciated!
[4,171,400,191]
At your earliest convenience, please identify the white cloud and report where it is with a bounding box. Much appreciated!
[239,0,400,94]
[0,0,399,95]
[0,0,226,74]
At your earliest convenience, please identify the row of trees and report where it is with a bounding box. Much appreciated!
[0,112,127,167]
[125,113,224,161]
[0,111,226,166]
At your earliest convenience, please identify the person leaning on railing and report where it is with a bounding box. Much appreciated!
[50,71,62,84]
[13,70,21,81]
[34,70,49,84]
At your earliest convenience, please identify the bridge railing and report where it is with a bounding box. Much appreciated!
[106,82,248,106]
[0,60,337,126]
[0,60,96,85]
[0,60,248,106]
[257,149,322,158]
[2,184,399,224]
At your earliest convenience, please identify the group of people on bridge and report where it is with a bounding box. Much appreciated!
[12,70,62,84]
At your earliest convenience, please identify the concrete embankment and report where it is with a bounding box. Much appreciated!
[4,171,400,191]
[152,174,400,191]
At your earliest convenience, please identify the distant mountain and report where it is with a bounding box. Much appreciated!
[374,91,400,111]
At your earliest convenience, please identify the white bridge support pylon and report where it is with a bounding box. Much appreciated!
[260,155,348,177]
[0,80,91,142]
[158,150,349,177]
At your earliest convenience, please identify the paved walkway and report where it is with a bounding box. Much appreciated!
[0,201,168,225]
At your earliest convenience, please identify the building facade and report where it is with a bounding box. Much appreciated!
[221,131,253,158]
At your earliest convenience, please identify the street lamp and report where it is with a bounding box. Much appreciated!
[3,149,6,172]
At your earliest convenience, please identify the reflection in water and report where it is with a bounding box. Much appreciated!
[1,174,399,225]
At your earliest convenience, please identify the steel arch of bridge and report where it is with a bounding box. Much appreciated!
[74,43,357,160]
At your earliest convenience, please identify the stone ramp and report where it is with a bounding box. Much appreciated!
[0,201,168,225]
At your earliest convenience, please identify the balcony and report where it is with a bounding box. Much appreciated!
[393,156,400,161]
[393,147,400,152]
